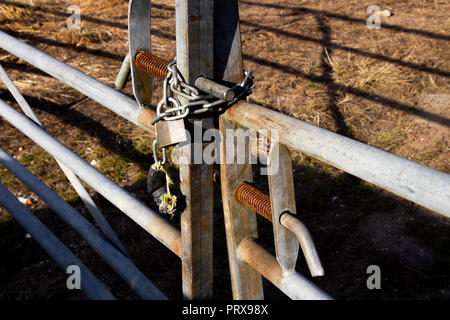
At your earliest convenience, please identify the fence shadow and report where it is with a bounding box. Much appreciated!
[3,30,124,61]
[2,152,449,299]
[239,0,450,42]
[3,2,448,130]
[243,53,450,128]
[0,61,52,78]
[239,19,450,78]
[315,13,352,137]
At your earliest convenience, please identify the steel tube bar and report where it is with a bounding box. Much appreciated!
[234,182,324,277]
[57,162,129,256]
[0,99,182,258]
[226,101,450,218]
[0,64,41,125]
[195,76,235,101]
[115,53,131,89]
[0,66,128,255]
[238,238,332,300]
[0,147,166,300]
[0,30,156,133]
[280,213,324,277]
[0,182,116,300]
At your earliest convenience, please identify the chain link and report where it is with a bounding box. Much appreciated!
[152,58,254,164]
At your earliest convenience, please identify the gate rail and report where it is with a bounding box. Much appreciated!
[224,101,450,218]
[0,0,449,300]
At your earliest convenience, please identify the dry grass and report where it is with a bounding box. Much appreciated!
[0,4,33,26]
[0,0,449,300]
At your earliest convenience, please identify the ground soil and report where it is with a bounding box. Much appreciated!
[0,0,449,300]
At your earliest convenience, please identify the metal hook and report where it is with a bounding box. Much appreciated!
[279,211,324,277]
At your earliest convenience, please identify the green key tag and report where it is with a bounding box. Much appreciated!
[151,162,177,217]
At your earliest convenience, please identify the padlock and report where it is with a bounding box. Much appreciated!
[147,166,167,194]
[155,119,187,148]
[147,164,185,216]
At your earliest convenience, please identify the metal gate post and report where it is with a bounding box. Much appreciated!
[215,0,263,300]
[219,116,264,299]
[267,143,300,273]
[176,0,214,299]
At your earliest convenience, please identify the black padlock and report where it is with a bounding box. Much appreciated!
[147,165,186,216]
[147,166,167,195]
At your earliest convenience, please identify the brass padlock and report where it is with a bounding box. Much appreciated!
[155,119,187,148]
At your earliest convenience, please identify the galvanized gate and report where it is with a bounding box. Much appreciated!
[0,0,448,300]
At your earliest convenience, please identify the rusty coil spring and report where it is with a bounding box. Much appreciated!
[234,183,272,222]
[135,51,170,80]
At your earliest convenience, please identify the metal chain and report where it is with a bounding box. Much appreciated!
[151,58,254,164]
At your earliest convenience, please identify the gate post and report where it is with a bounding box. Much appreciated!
[215,0,264,299]
[219,116,264,299]
[175,0,214,299]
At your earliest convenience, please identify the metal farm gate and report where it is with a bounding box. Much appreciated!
[0,0,448,300]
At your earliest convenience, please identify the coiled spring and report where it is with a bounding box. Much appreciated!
[234,183,272,222]
[135,51,170,80]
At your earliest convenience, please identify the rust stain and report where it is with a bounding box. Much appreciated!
[137,108,157,133]
[135,52,170,80]
[239,238,283,288]
[170,233,182,258]
[234,183,273,222]
[190,15,202,22]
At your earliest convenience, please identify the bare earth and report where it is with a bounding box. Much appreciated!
[0,0,449,299]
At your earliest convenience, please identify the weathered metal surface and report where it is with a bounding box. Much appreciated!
[213,0,244,83]
[176,0,214,84]
[0,63,128,256]
[115,53,131,89]
[0,30,156,133]
[194,76,235,101]
[280,213,324,277]
[219,116,264,299]
[0,182,116,300]
[0,147,167,299]
[267,143,299,273]
[226,101,450,219]
[234,182,272,222]
[178,139,214,299]
[129,0,153,107]
[232,180,324,277]
[176,0,215,299]
[155,119,187,147]
[0,64,41,124]
[135,51,170,80]
[238,238,332,300]
[137,108,158,133]
[0,99,181,258]
[214,0,263,299]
